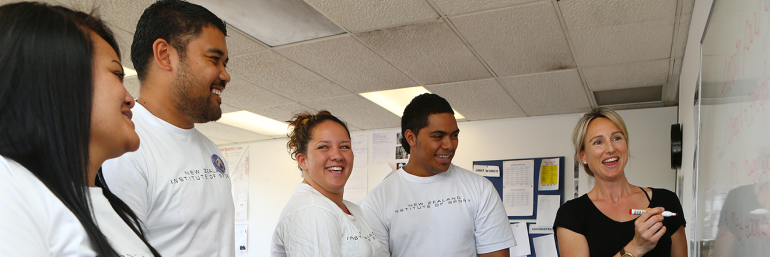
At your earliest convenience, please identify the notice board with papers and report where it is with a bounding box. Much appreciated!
[473,156,565,220]
[474,157,565,257]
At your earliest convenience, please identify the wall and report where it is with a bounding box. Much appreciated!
[227,107,677,256]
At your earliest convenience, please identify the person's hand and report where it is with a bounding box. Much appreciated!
[627,207,667,256]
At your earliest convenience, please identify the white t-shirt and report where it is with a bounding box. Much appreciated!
[361,164,516,257]
[90,187,154,257]
[0,156,97,257]
[271,183,386,257]
[102,103,235,257]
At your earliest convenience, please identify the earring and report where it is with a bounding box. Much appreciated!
[583,162,587,164]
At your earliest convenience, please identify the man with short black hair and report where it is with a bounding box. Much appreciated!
[361,93,516,257]
[102,0,234,256]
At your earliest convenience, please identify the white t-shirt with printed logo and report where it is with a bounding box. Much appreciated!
[102,103,234,257]
[361,164,516,257]
[271,183,386,257]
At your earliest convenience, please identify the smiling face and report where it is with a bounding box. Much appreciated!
[297,120,353,196]
[89,32,140,161]
[580,117,629,181]
[172,26,230,123]
[405,113,459,177]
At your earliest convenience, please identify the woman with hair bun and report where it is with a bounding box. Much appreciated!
[270,111,386,257]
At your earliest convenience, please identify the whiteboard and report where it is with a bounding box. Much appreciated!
[698,0,770,256]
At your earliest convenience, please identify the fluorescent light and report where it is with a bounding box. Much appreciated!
[123,66,137,77]
[217,111,288,136]
[190,0,345,46]
[360,86,465,119]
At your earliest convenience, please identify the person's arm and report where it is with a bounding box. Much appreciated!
[280,207,342,257]
[556,227,590,257]
[474,179,517,254]
[360,196,391,256]
[101,151,150,221]
[479,248,509,257]
[670,225,687,257]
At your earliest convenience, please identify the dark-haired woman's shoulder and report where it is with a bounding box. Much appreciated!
[0,156,97,256]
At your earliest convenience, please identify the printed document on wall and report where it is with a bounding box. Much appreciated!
[532,234,558,257]
[502,159,534,216]
[372,132,396,163]
[535,195,560,227]
[344,134,368,205]
[538,158,559,191]
[509,223,530,256]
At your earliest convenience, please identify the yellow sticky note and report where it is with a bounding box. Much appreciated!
[540,165,557,185]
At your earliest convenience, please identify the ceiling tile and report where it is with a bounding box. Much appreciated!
[301,95,401,129]
[227,51,351,101]
[664,58,682,105]
[431,0,542,16]
[674,21,690,58]
[303,0,438,32]
[569,23,674,66]
[451,2,575,77]
[499,70,591,116]
[226,25,268,57]
[195,122,273,143]
[355,20,492,85]
[274,35,418,93]
[91,0,156,32]
[682,0,695,14]
[583,59,670,91]
[221,77,294,110]
[559,0,676,30]
[250,103,316,124]
[560,0,676,66]
[425,79,526,120]
[123,76,140,99]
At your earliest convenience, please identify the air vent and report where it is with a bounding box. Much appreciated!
[594,86,663,106]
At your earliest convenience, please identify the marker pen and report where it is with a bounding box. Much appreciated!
[629,209,677,217]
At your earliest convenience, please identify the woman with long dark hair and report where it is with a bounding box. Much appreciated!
[0,2,159,256]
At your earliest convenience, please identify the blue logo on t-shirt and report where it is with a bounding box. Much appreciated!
[212,154,226,174]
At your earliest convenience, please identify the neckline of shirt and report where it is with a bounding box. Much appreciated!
[397,165,452,184]
[133,102,198,138]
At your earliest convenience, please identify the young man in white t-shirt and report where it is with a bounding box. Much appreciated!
[361,94,516,257]
[101,0,234,256]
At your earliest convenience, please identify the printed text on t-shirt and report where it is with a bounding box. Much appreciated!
[169,168,229,185]
[394,196,471,214]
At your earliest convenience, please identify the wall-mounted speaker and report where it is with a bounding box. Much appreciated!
[671,124,683,169]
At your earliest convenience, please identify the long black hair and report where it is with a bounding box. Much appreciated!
[0,2,158,256]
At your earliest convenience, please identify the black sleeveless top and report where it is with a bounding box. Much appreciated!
[553,187,686,257]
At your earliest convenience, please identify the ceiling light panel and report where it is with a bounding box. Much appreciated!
[360,86,465,119]
[217,111,289,136]
[190,0,345,46]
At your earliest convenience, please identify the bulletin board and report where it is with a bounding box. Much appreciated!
[473,156,565,220]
